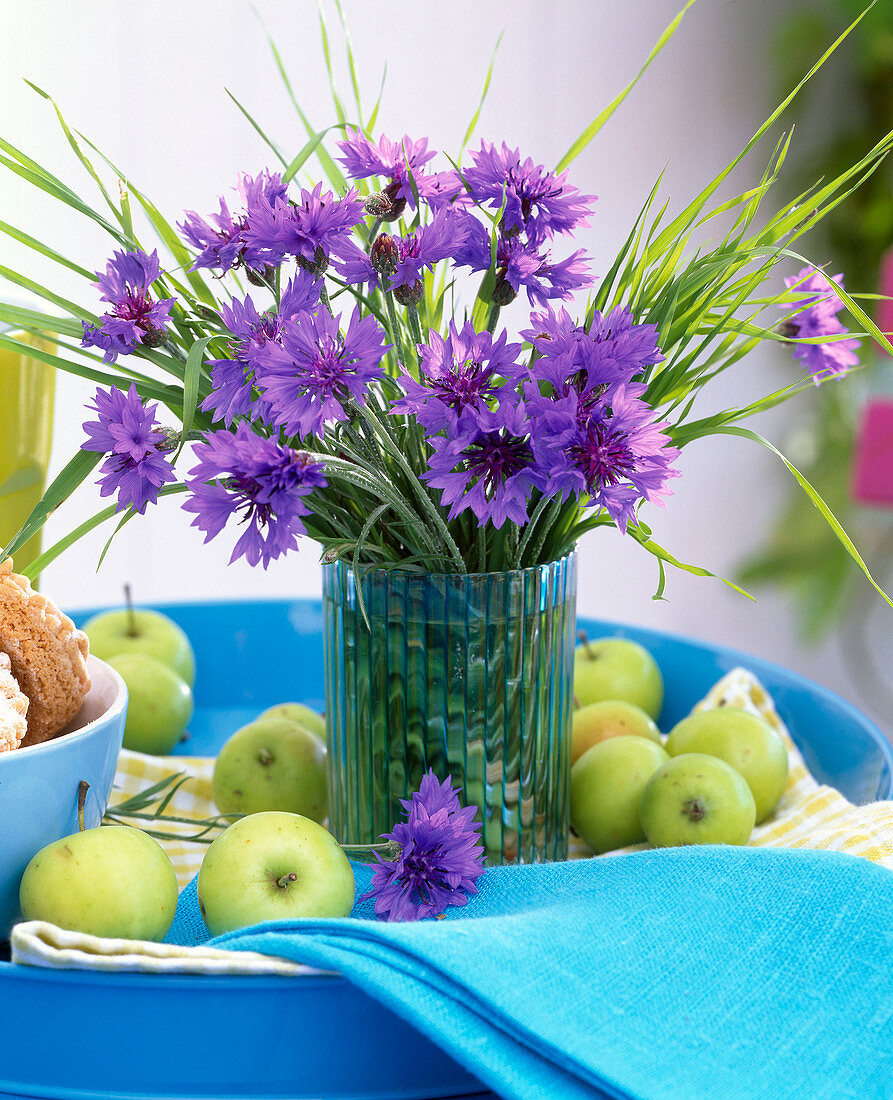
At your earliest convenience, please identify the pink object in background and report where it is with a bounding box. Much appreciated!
[853,399,893,507]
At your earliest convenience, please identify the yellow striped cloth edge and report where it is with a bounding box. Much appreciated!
[109,666,893,889]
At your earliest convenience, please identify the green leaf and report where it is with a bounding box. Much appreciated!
[556,0,698,172]
[225,89,288,168]
[265,35,347,191]
[717,425,893,610]
[332,0,364,121]
[0,303,84,339]
[316,0,348,126]
[2,450,103,563]
[0,220,94,280]
[0,150,126,244]
[23,79,124,227]
[0,264,99,324]
[176,336,214,461]
[19,484,188,580]
[459,34,503,155]
[283,125,344,184]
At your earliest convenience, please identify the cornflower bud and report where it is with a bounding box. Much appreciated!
[370,233,399,276]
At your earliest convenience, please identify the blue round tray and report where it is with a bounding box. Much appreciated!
[1,599,890,1100]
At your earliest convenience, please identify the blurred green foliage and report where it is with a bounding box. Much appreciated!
[738,0,893,642]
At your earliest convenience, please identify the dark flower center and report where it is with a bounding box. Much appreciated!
[461,431,533,490]
[430,359,495,411]
[570,420,636,491]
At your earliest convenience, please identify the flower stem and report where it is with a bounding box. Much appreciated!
[319,283,336,320]
[354,404,467,572]
[517,498,561,567]
[383,289,407,373]
[406,304,424,349]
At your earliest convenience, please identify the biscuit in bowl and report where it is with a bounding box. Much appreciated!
[0,558,90,746]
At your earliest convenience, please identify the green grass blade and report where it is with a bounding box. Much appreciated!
[459,34,503,156]
[176,336,214,461]
[2,450,103,563]
[0,303,83,339]
[283,125,344,184]
[0,152,126,243]
[225,89,288,168]
[0,265,99,324]
[717,424,893,610]
[332,0,363,121]
[366,64,387,133]
[0,220,94,280]
[266,35,347,191]
[23,79,123,225]
[316,0,348,126]
[556,0,698,172]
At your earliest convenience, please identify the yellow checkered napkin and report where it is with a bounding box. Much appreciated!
[107,666,893,884]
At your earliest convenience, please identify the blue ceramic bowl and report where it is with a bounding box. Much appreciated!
[0,655,127,937]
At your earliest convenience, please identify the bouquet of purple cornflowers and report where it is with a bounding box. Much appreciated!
[2,5,892,604]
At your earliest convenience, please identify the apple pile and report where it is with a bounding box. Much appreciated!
[83,595,195,755]
[570,634,789,853]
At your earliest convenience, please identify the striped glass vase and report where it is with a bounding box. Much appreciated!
[322,553,577,864]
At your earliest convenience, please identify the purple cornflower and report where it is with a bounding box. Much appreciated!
[532,384,680,532]
[779,266,860,383]
[337,128,438,219]
[242,183,366,274]
[359,769,484,922]
[81,384,176,514]
[335,209,466,302]
[453,219,592,307]
[463,141,595,244]
[81,249,175,364]
[179,170,287,273]
[202,273,321,426]
[527,305,664,395]
[390,322,524,432]
[183,422,326,568]
[422,403,547,528]
[254,307,390,438]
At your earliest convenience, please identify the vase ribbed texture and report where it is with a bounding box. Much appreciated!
[322,554,577,864]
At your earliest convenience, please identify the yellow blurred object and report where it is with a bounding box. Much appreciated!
[0,330,56,571]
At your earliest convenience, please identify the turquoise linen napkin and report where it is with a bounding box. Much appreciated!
[168,846,893,1100]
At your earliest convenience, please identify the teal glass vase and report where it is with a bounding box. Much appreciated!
[321,554,577,865]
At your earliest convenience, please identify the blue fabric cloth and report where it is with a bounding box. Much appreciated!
[168,847,893,1100]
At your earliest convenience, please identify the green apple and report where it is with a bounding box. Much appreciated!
[108,653,193,755]
[571,735,669,853]
[197,811,355,936]
[83,606,195,686]
[639,753,756,848]
[666,707,789,823]
[572,699,662,765]
[256,702,326,743]
[212,717,327,821]
[19,825,178,941]
[574,634,663,719]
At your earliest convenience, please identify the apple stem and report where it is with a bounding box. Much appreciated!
[258,748,274,766]
[124,583,138,637]
[77,780,90,832]
[276,872,298,889]
[576,630,594,659]
[684,797,707,822]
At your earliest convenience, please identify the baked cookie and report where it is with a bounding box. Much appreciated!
[0,559,90,746]
[0,651,28,752]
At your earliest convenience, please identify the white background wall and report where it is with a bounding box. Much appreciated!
[2,0,892,736]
